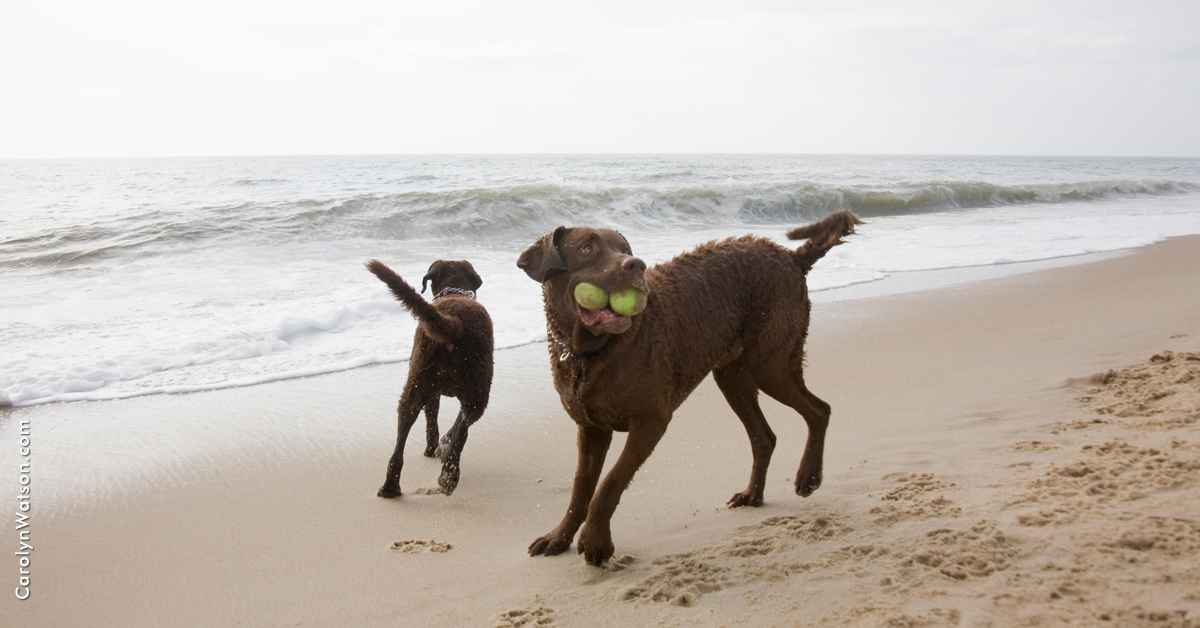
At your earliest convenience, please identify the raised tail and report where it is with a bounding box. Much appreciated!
[787,209,864,273]
[366,259,456,342]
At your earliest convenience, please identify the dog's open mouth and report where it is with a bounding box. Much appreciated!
[573,301,632,334]
[577,302,623,325]
[572,281,646,335]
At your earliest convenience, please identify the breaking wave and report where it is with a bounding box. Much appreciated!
[4,177,1196,268]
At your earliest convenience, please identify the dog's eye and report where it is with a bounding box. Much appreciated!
[581,244,594,254]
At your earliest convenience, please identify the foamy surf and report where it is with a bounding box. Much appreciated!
[2,154,1198,406]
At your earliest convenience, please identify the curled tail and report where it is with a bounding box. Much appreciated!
[787,209,864,273]
[366,259,456,342]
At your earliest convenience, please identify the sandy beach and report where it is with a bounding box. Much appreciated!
[4,235,1199,627]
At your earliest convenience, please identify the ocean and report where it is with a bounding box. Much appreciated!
[2,154,1198,407]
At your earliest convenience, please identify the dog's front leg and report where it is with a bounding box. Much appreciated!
[529,425,612,557]
[577,418,669,566]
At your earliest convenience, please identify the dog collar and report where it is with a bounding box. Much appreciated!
[433,287,475,302]
[548,331,572,361]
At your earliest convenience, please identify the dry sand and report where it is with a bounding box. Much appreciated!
[3,236,1199,627]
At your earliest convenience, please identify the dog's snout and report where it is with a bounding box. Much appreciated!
[621,256,646,275]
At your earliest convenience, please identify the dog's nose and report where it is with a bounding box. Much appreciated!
[621,256,646,274]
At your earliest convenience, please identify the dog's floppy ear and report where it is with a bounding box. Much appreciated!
[614,230,633,255]
[517,226,569,283]
[421,260,447,294]
[462,261,483,291]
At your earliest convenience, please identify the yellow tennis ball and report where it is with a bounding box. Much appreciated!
[573,282,609,311]
[608,287,646,316]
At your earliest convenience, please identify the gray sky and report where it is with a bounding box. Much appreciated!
[2,0,1197,158]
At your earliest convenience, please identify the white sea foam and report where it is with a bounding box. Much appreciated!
[2,155,1198,407]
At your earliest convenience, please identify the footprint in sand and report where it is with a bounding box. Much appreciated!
[389,539,452,553]
[1014,441,1062,452]
[492,606,556,627]
[870,473,962,523]
[1074,351,1200,431]
[1017,439,1200,509]
[619,513,849,606]
[1107,515,1200,557]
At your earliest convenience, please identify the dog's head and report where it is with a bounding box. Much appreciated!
[517,226,649,337]
[422,260,483,296]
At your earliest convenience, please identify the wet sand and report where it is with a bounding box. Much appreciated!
[3,236,1199,627]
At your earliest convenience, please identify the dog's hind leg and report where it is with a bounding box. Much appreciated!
[759,373,830,498]
[435,400,485,496]
[714,360,777,508]
[378,392,426,499]
[790,386,830,497]
[423,396,441,458]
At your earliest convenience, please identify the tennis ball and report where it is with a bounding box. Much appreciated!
[608,287,646,317]
[573,282,609,311]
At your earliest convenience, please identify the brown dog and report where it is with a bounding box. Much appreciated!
[516,210,862,565]
[366,259,494,498]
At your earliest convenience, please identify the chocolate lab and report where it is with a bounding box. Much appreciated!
[516,210,862,565]
[366,259,493,498]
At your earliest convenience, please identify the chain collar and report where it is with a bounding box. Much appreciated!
[432,287,475,302]
[549,331,571,362]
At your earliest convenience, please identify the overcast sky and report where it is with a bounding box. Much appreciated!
[2,0,1197,158]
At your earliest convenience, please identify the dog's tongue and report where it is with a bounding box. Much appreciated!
[580,307,618,327]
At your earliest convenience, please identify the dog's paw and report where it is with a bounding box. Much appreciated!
[423,444,438,458]
[795,472,822,498]
[577,524,615,566]
[377,484,402,499]
[528,533,573,557]
[433,435,452,459]
[726,490,764,508]
[438,464,460,495]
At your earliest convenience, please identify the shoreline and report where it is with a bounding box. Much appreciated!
[0,244,1133,410]
[3,235,1199,626]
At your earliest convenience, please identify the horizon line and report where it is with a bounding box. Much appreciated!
[4,151,1199,161]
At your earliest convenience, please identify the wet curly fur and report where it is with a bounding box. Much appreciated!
[516,210,862,565]
[367,259,494,498]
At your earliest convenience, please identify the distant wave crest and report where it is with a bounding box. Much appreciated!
[262,177,1200,237]
[3,177,1195,267]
